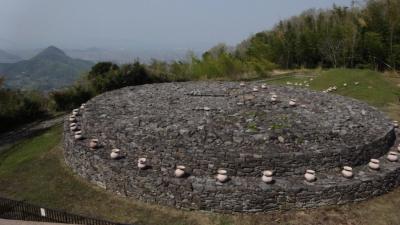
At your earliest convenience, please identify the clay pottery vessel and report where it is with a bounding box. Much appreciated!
[289,99,297,106]
[89,139,99,149]
[138,158,147,169]
[368,159,380,170]
[216,169,229,183]
[387,151,398,162]
[341,166,353,178]
[110,149,120,159]
[175,165,186,178]
[74,131,83,140]
[304,169,316,182]
[261,170,274,184]
[271,94,278,102]
[70,125,79,132]
[72,109,79,116]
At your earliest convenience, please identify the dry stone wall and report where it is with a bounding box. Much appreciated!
[63,81,400,212]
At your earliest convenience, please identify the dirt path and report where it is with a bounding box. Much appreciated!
[0,219,74,225]
[0,116,64,153]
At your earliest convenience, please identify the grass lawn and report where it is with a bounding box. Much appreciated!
[266,69,400,121]
[266,69,400,107]
[1,69,400,225]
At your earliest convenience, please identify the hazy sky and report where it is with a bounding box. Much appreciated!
[0,0,352,51]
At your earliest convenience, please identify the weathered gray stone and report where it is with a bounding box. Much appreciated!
[63,81,399,213]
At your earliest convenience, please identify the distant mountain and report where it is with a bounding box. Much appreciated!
[0,46,94,91]
[0,49,21,63]
[65,47,135,64]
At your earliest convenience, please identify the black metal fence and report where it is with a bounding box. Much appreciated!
[0,197,133,225]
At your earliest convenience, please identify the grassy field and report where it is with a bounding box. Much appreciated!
[1,69,400,225]
[266,69,400,107]
[267,69,400,121]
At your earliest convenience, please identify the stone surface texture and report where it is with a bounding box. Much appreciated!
[63,81,399,212]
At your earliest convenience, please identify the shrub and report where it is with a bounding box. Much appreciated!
[0,89,49,133]
[50,85,93,111]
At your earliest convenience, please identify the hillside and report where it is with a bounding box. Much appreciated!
[229,0,400,70]
[0,49,21,63]
[0,46,94,91]
[0,69,399,225]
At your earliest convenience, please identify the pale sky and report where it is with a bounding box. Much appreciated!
[0,0,352,51]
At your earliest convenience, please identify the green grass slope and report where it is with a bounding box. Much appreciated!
[266,69,400,108]
[312,69,400,107]
[0,126,199,225]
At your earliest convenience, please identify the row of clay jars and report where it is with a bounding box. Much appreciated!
[307,153,399,181]
[100,151,399,180]
[239,83,268,90]
[69,118,83,140]
[238,83,297,106]
[226,153,399,183]
[104,149,399,181]
[269,93,296,106]
[368,152,399,171]
[307,167,353,181]
[70,104,85,122]
[71,105,87,140]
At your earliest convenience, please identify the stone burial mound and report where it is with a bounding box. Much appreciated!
[64,81,400,212]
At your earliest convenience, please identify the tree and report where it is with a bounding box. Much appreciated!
[233,0,400,70]
[88,62,119,79]
[364,32,386,69]
[386,0,400,69]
